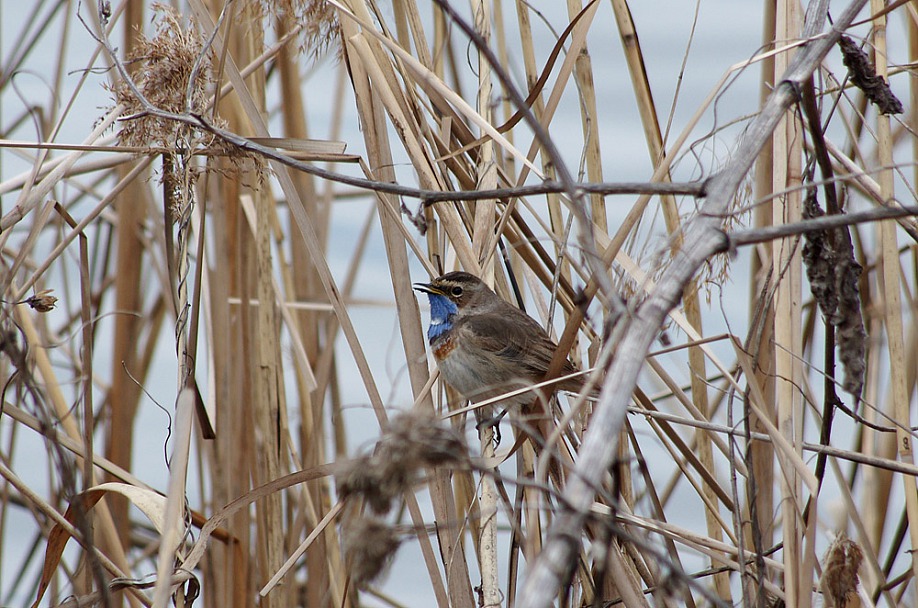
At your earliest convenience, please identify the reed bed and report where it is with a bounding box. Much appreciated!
[0,0,916,606]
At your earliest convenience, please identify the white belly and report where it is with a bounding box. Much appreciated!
[437,340,531,406]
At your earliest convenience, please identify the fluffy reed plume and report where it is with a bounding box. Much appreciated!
[112,4,215,148]
[342,517,401,586]
[337,413,466,586]
[259,0,340,58]
[337,411,468,513]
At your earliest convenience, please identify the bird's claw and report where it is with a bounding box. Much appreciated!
[476,408,508,447]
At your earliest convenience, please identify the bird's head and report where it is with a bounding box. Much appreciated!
[413,271,497,340]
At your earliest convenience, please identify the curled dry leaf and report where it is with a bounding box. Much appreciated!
[834,254,867,398]
[801,195,836,317]
[838,35,903,115]
[32,483,168,608]
[801,191,867,399]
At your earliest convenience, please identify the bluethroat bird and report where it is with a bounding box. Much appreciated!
[413,271,583,424]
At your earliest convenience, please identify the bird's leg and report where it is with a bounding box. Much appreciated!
[475,407,509,446]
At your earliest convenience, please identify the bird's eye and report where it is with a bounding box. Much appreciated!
[451,286,463,297]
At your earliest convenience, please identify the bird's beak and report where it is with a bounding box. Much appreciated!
[412,282,443,295]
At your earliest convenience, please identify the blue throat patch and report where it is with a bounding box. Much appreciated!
[426,293,457,342]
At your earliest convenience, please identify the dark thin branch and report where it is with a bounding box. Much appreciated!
[83,0,701,222]
[431,179,705,202]
[184,107,705,203]
[726,203,918,248]
[110,78,705,202]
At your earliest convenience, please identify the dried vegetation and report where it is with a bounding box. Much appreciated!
[0,0,916,607]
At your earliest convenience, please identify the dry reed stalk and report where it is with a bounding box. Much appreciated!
[273,10,348,605]
[872,0,918,593]
[566,0,605,232]
[106,0,153,558]
[746,71,777,598]
[242,7,289,604]
[470,2,502,606]
[512,0,565,295]
[770,2,806,606]
[912,0,918,213]
[190,2,257,603]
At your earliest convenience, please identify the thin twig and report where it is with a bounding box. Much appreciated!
[727,203,918,247]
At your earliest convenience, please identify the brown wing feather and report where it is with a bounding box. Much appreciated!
[458,306,580,384]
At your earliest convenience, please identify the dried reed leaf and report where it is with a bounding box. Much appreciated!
[246,136,347,154]
[32,483,168,608]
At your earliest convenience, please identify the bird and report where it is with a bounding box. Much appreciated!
[412,271,583,426]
